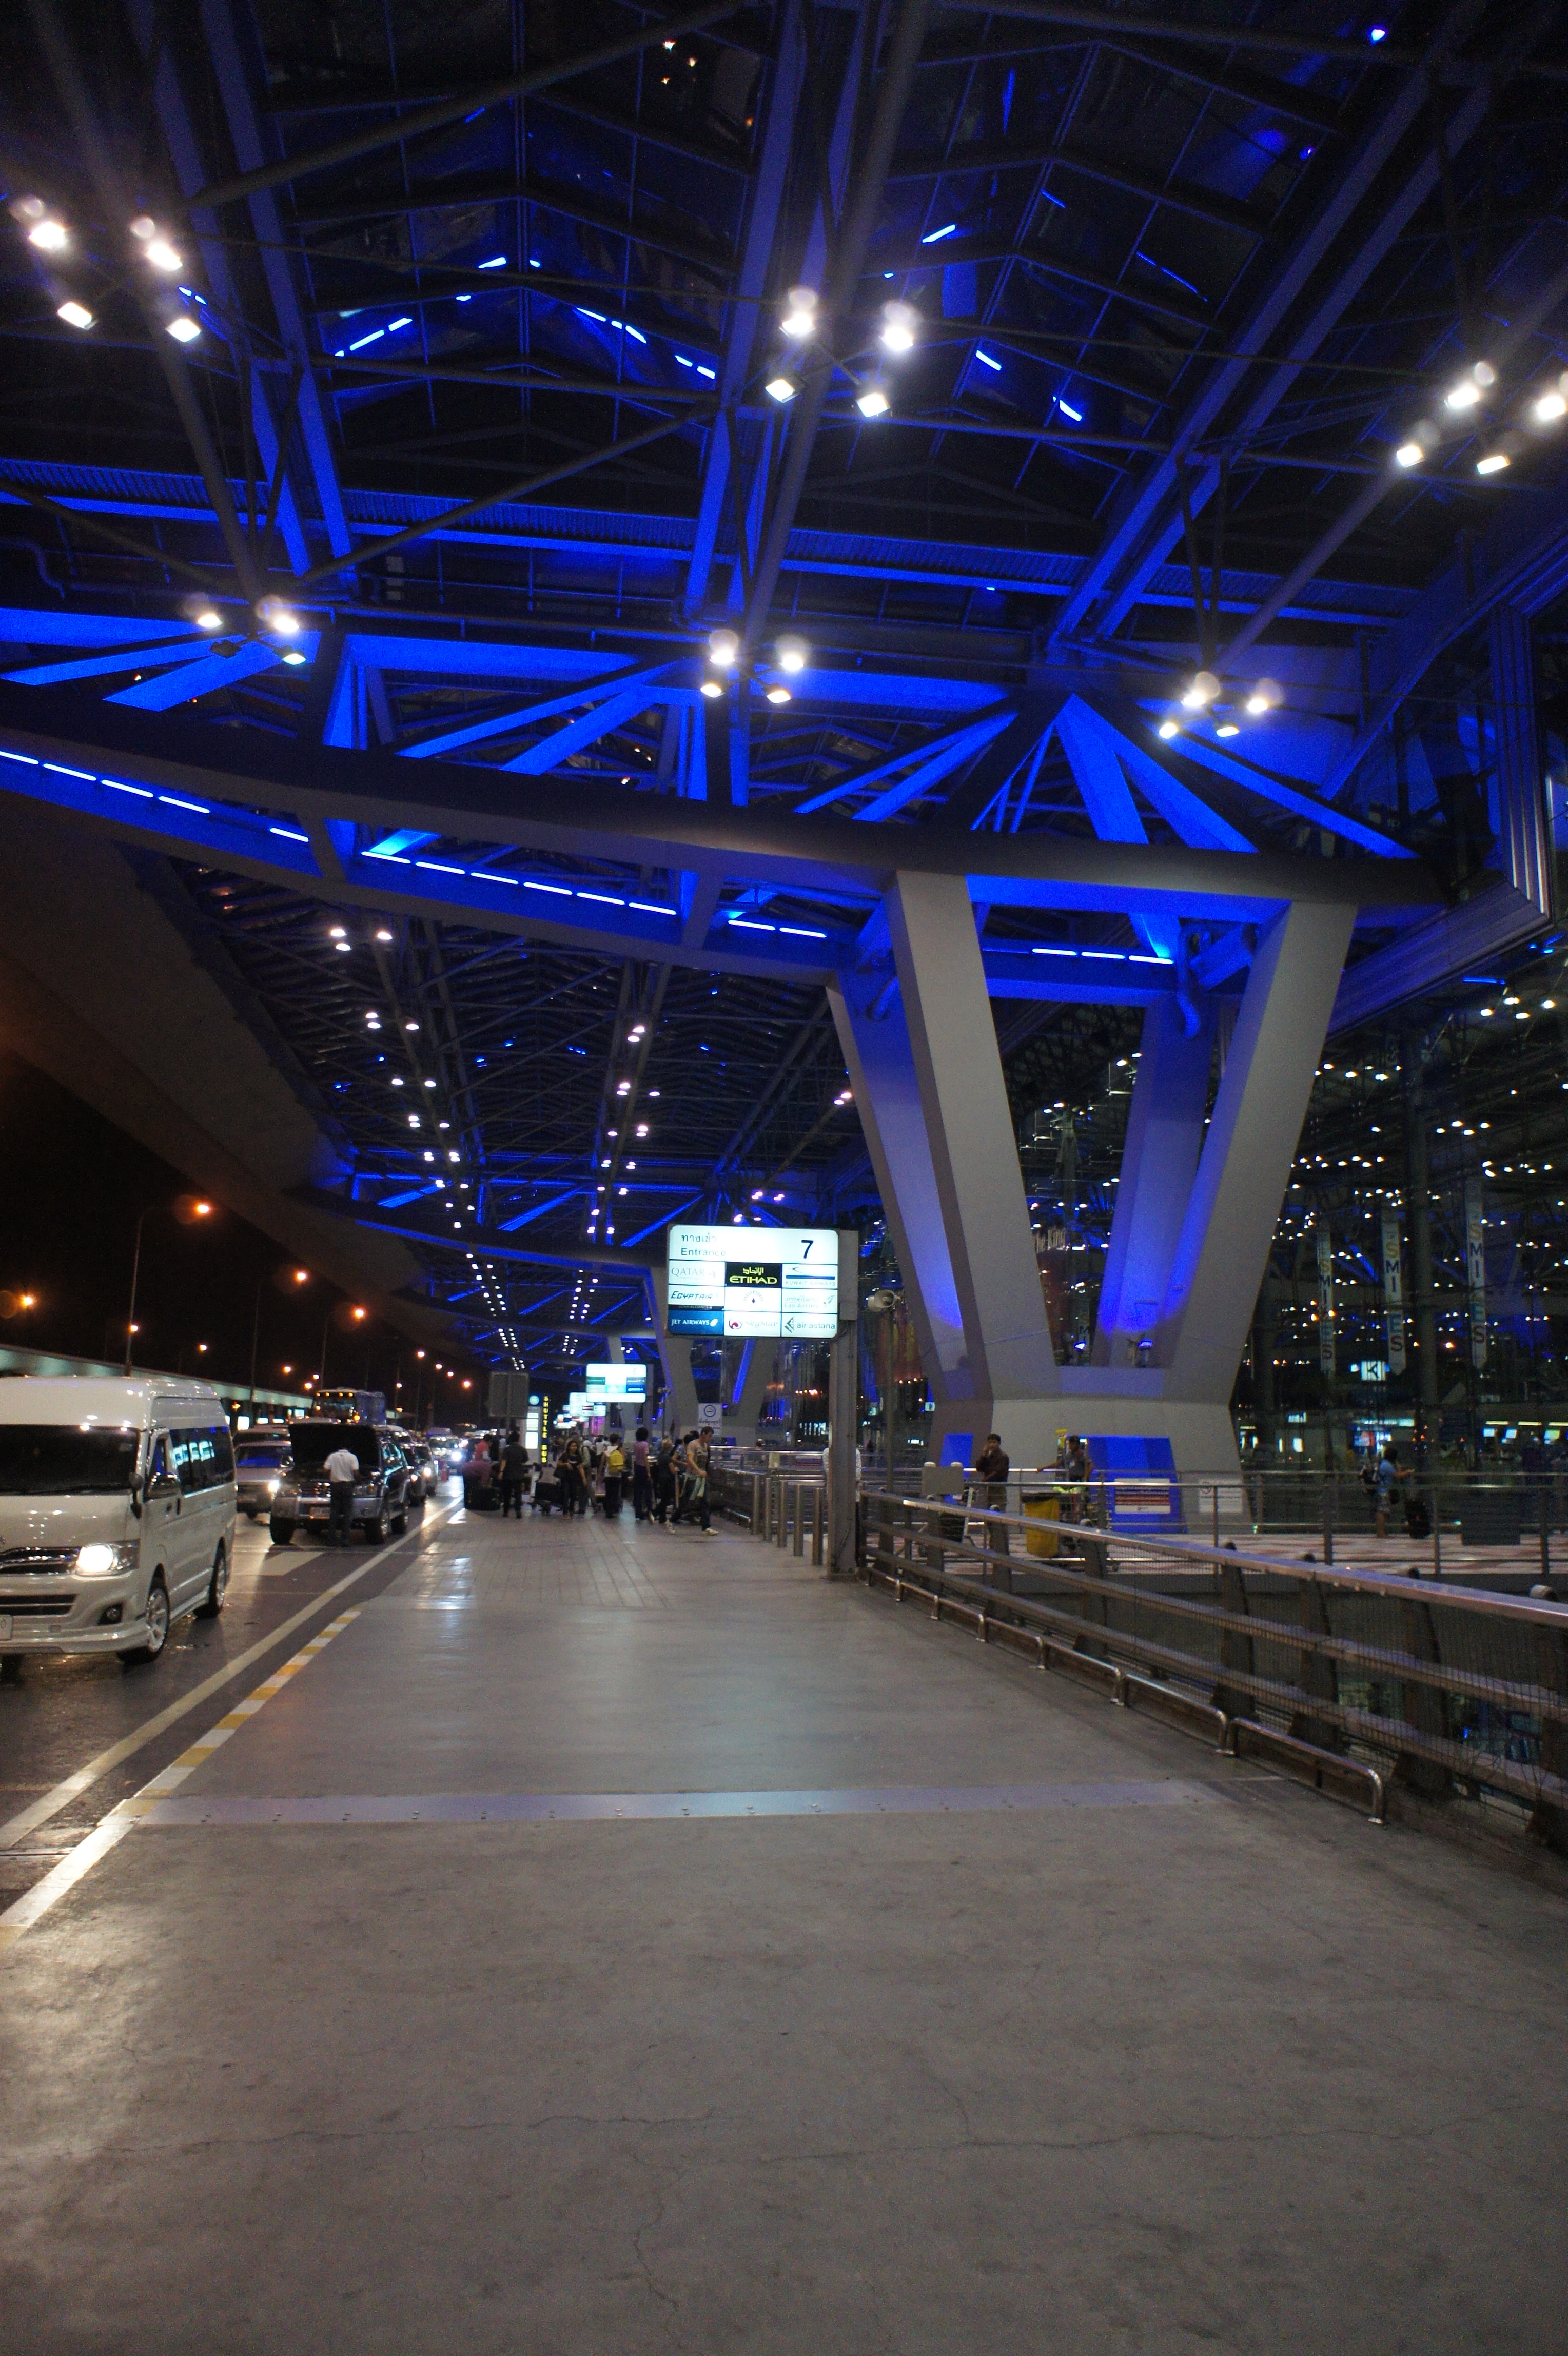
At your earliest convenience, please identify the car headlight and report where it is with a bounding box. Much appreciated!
[266,1478,279,1494]
[75,1541,139,1578]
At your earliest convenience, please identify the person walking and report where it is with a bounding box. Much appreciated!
[631,1426,653,1521]
[1375,1443,1403,1540]
[499,1430,530,1519]
[603,1436,625,1517]
[323,1436,360,1547]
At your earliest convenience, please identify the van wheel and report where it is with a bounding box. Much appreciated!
[123,1575,170,1666]
[393,1509,408,1535]
[269,1519,295,1546]
[368,1505,390,1545]
[195,1544,228,1619]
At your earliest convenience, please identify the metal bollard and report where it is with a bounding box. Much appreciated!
[776,1478,788,1549]
[811,1485,824,1566]
[793,1482,805,1558]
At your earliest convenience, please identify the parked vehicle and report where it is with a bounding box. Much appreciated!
[402,1438,438,1500]
[234,1432,292,1520]
[313,1387,386,1425]
[269,1422,410,1545]
[0,1377,236,1665]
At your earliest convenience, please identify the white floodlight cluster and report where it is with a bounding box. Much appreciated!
[701,628,810,701]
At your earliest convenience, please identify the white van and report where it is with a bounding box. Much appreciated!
[0,1378,237,1665]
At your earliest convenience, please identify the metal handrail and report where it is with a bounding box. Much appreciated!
[858,1488,1568,1835]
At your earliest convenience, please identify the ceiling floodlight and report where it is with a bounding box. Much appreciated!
[775,635,808,673]
[28,218,68,252]
[1244,678,1281,717]
[281,649,308,666]
[1532,387,1567,424]
[257,598,300,635]
[765,684,791,704]
[1444,367,1492,411]
[193,607,223,631]
[880,301,918,356]
[1180,670,1220,710]
[765,374,797,403]
[781,286,817,338]
[699,678,723,699]
[856,385,890,418]
[166,312,201,342]
[1215,722,1239,738]
[144,237,183,273]
[707,626,739,668]
[1157,719,1180,740]
[55,300,93,329]
[1475,450,1510,475]
[1394,440,1425,467]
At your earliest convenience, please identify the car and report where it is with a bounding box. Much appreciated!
[403,1439,438,1500]
[268,1421,411,1545]
[234,1432,292,1520]
[0,1376,236,1666]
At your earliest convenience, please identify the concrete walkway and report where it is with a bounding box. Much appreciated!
[3,1504,1565,2353]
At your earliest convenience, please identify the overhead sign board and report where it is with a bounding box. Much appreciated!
[667,1226,838,1339]
[584,1363,647,1399]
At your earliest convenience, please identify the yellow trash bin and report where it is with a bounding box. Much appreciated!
[1023,1491,1060,1559]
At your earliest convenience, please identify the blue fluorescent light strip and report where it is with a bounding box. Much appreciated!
[974,348,1002,371]
[269,826,309,842]
[922,223,958,243]
[478,256,507,268]
[349,329,384,349]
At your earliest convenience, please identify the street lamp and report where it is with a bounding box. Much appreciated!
[125,1199,212,1375]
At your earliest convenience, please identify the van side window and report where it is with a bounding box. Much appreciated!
[171,1428,220,1494]
[210,1425,235,1483]
[149,1434,172,1485]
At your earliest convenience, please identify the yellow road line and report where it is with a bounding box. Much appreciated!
[0,1611,359,1954]
[0,1497,461,1852]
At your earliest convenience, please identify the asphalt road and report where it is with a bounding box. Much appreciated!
[0,1480,461,1907]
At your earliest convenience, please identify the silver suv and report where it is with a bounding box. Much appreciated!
[269,1422,411,1545]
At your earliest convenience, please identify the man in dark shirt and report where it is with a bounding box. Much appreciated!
[975,1432,1011,1573]
[499,1432,530,1518]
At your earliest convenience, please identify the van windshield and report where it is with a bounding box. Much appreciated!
[0,1426,140,1495]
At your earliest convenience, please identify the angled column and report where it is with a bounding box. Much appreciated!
[1159,901,1356,1400]
[648,1269,700,1435]
[1092,996,1216,1366]
[728,1338,774,1445]
[831,872,1058,1467]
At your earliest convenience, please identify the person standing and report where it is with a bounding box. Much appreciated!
[631,1426,653,1521]
[603,1437,625,1517]
[499,1430,530,1519]
[323,1436,360,1547]
[683,1429,713,1534]
[653,1434,678,1525]
[667,1431,691,1524]
[558,1434,587,1517]
[974,1432,1011,1559]
[1375,1443,1402,1540]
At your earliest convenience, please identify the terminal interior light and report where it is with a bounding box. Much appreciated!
[55,300,94,330]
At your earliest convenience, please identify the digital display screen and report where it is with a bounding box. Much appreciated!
[667,1226,838,1338]
[584,1363,647,1399]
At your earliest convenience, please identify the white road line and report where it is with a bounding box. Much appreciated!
[0,1610,363,1954]
[0,1500,460,1852]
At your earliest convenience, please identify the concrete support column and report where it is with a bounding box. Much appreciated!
[1092,994,1216,1367]
[729,1338,773,1446]
[649,1269,700,1435]
[1401,1033,1440,1438]
[826,1230,859,1575]
[1161,901,1356,1404]
[830,873,1058,1466]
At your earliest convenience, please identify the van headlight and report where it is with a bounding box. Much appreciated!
[75,1542,139,1578]
[266,1478,279,1494]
